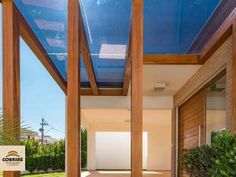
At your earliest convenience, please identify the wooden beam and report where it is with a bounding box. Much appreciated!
[80,17,98,95]
[81,88,123,96]
[131,0,143,177]
[2,1,20,177]
[123,32,132,96]
[144,54,200,65]
[67,0,81,176]
[199,9,236,64]
[16,8,67,94]
[232,22,236,133]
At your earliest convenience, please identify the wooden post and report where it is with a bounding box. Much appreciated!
[232,22,236,133]
[131,0,143,177]
[171,108,176,177]
[67,0,81,176]
[2,1,20,177]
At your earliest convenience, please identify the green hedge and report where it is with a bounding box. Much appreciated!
[21,140,65,173]
[211,130,236,177]
[20,128,87,173]
[181,130,236,177]
[181,145,214,177]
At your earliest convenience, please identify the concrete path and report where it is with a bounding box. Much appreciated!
[82,171,171,177]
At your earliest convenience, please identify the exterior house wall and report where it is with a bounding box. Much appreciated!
[174,36,232,127]
[147,125,171,170]
[95,132,148,170]
[93,128,171,171]
[172,36,233,176]
[86,110,172,171]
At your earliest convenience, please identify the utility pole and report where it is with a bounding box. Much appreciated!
[39,118,48,145]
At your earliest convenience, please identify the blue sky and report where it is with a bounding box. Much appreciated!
[0,5,66,139]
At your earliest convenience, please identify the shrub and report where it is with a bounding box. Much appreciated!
[181,145,214,177]
[211,130,236,177]
[21,139,66,173]
[21,139,40,173]
[50,141,65,170]
[181,130,236,177]
[21,137,87,173]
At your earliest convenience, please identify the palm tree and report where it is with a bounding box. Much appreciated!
[0,111,31,145]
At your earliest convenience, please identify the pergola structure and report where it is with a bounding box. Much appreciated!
[1,0,236,177]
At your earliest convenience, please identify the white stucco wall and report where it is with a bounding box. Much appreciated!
[85,109,172,171]
[93,127,171,171]
[95,132,148,169]
[147,125,171,170]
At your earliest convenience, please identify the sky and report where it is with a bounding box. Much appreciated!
[0,5,66,139]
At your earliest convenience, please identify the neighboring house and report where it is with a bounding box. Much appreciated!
[20,130,40,140]
[43,135,58,144]
[21,130,58,144]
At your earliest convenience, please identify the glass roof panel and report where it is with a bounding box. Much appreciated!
[14,0,90,87]
[80,0,131,88]
[14,0,222,89]
[144,0,221,54]
[14,0,68,79]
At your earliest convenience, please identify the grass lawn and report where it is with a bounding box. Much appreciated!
[0,172,65,177]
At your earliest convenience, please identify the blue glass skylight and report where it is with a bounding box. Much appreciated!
[80,0,132,88]
[14,0,69,80]
[14,0,221,88]
[144,0,221,54]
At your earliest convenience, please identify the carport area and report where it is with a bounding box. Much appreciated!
[81,107,172,172]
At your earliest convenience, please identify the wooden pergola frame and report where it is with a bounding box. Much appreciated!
[2,0,143,176]
[2,0,236,177]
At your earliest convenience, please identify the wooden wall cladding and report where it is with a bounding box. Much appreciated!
[188,0,236,53]
[178,89,206,177]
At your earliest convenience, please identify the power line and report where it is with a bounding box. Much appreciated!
[39,118,48,145]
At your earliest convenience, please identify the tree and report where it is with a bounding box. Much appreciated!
[0,111,30,145]
[81,127,87,168]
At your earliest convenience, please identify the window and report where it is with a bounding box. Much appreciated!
[206,74,226,144]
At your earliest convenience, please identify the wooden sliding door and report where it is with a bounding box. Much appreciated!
[178,89,206,177]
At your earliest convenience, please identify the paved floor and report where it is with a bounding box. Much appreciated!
[82,171,171,177]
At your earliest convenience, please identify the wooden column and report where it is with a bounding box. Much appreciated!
[2,1,20,177]
[232,22,236,133]
[67,0,81,176]
[171,108,177,177]
[131,0,143,177]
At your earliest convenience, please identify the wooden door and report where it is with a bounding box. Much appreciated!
[178,89,206,177]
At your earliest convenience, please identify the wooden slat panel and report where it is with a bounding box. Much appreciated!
[232,22,236,133]
[2,1,20,177]
[189,0,236,53]
[144,54,200,65]
[174,37,232,107]
[67,0,81,176]
[199,9,236,64]
[131,0,143,177]
[16,8,67,94]
[178,90,206,177]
